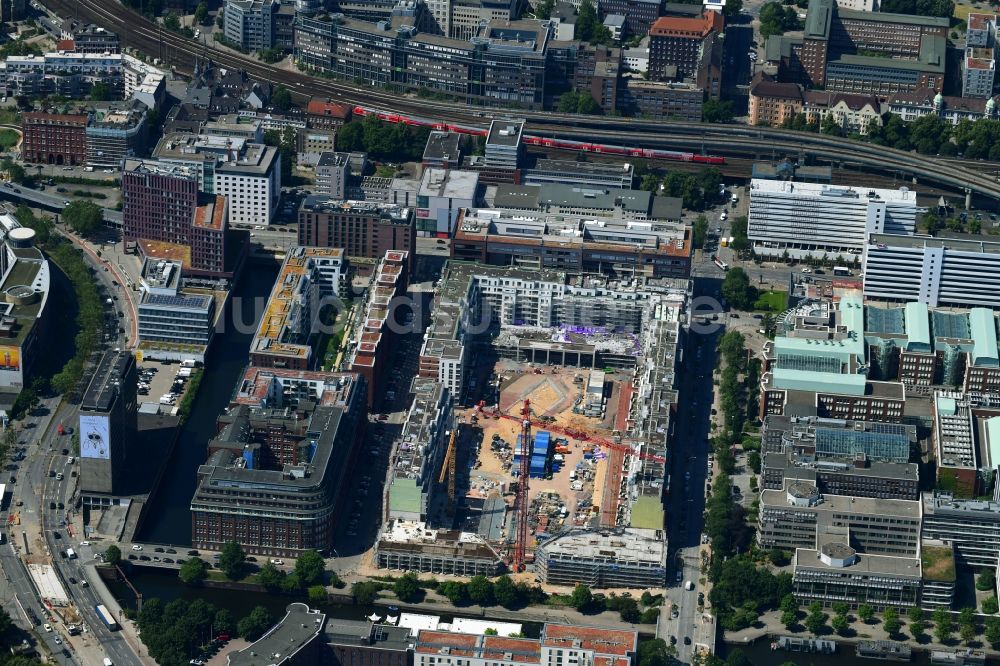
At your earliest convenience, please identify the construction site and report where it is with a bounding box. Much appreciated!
[374,263,685,589]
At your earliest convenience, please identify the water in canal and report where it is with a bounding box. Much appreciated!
[135,262,279,546]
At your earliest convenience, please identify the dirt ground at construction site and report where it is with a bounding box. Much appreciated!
[458,360,633,553]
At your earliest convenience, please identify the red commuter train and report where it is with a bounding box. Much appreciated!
[351,105,726,165]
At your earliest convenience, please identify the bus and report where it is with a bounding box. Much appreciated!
[833,266,851,277]
[94,604,119,631]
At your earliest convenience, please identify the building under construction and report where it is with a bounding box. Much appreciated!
[535,528,669,588]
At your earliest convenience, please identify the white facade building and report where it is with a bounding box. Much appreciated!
[963,47,996,99]
[747,179,920,259]
[224,0,277,51]
[834,0,877,11]
[415,168,478,237]
[967,13,997,48]
[863,232,1000,308]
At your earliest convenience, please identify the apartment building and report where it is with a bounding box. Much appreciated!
[863,233,1000,309]
[294,15,552,109]
[886,88,1000,125]
[59,22,121,54]
[315,152,351,200]
[417,169,479,237]
[747,179,920,258]
[223,0,278,51]
[968,12,997,47]
[249,247,350,371]
[191,373,366,557]
[347,251,410,406]
[297,197,415,263]
[648,11,724,80]
[305,98,351,130]
[85,100,149,169]
[964,47,997,99]
[758,479,922,556]
[78,352,138,506]
[21,112,88,166]
[749,75,806,127]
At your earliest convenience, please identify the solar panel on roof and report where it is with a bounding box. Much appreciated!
[146,294,210,308]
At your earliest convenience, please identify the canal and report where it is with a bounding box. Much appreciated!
[135,261,280,546]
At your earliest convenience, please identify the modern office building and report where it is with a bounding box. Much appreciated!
[416,169,479,237]
[21,113,88,166]
[451,207,692,278]
[422,132,463,170]
[0,223,52,407]
[791,527,923,609]
[648,10,724,80]
[122,159,238,279]
[598,0,662,36]
[191,373,366,557]
[136,259,219,363]
[484,120,524,172]
[347,251,410,405]
[758,479,922,556]
[864,232,1000,309]
[324,619,413,666]
[747,179,921,258]
[78,352,138,506]
[228,603,327,666]
[760,415,916,461]
[535,528,668,588]
[294,16,553,109]
[223,0,278,51]
[523,159,634,189]
[297,197,416,262]
[617,79,705,121]
[922,492,1000,567]
[315,152,351,200]
[492,182,682,222]
[763,448,919,500]
[85,100,149,169]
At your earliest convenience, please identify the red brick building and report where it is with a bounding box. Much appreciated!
[297,197,416,265]
[22,112,88,166]
[648,10,724,81]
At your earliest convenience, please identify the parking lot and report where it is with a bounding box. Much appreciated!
[134,360,198,412]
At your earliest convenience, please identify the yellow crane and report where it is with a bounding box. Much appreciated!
[438,428,458,515]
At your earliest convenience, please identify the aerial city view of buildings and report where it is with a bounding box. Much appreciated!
[3,0,1000,663]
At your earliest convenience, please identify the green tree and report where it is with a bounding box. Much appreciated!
[308,584,328,604]
[831,613,849,635]
[90,82,112,101]
[570,583,593,611]
[104,544,122,566]
[858,604,874,624]
[214,608,235,634]
[977,569,996,591]
[271,86,292,112]
[983,596,999,614]
[1,158,25,185]
[619,597,642,623]
[692,215,708,249]
[637,638,668,666]
[986,617,1000,646]
[721,267,755,310]
[534,0,555,17]
[218,541,246,580]
[908,606,925,626]
[393,572,422,602]
[779,594,797,614]
[194,1,208,23]
[832,602,849,616]
[780,609,797,629]
[295,549,326,586]
[933,608,953,643]
[0,607,12,636]
[62,200,103,236]
[884,607,901,635]
[163,11,181,31]
[256,561,284,589]
[759,1,800,38]
[352,580,381,604]
[178,557,209,585]
[439,581,469,605]
[467,575,494,606]
[804,604,826,634]
[961,621,977,644]
[820,113,843,137]
[494,575,522,608]
[576,0,602,42]
[216,7,225,28]
[702,99,734,124]
[237,606,273,641]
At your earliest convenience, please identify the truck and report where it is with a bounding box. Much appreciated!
[180,359,197,368]
[95,604,119,631]
[66,548,76,559]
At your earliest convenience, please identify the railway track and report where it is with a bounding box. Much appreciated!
[40,0,1000,201]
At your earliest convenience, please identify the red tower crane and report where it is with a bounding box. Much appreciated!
[513,399,532,572]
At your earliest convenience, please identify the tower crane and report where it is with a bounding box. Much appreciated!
[513,399,532,572]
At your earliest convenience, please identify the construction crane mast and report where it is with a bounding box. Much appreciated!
[438,428,459,516]
[513,399,532,572]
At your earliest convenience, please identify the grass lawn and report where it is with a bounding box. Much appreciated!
[953,2,976,23]
[0,129,18,150]
[753,290,788,312]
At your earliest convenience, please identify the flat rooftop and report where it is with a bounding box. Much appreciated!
[423,132,462,162]
[81,351,131,412]
[794,546,922,578]
[486,119,524,148]
[227,603,325,666]
[761,479,922,518]
[869,231,1000,255]
[750,178,918,203]
[537,528,667,565]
